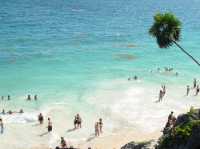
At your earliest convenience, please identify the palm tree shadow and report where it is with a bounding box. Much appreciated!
[39,132,49,137]
[86,133,96,142]
[67,128,76,133]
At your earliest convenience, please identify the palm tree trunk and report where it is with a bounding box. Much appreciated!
[173,40,200,66]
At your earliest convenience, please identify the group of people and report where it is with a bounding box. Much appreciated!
[37,113,103,148]
[0,94,38,101]
[27,94,38,101]
[186,78,200,96]
[128,75,138,81]
[1,109,24,115]
[1,95,11,100]
[158,85,166,102]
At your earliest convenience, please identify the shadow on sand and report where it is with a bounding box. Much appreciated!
[86,133,96,142]
[39,132,49,137]
[67,128,76,133]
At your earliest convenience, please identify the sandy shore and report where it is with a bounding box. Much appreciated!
[0,119,161,149]
[77,129,161,149]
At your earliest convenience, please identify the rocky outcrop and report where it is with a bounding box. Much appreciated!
[122,108,200,149]
[121,140,155,149]
[156,108,200,149]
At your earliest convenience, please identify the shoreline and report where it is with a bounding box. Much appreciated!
[1,82,200,149]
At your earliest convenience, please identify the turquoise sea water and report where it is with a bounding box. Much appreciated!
[0,0,200,111]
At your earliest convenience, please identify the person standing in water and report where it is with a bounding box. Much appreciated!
[186,85,190,96]
[38,113,44,124]
[27,95,31,100]
[95,122,99,137]
[158,90,163,102]
[196,85,200,96]
[162,85,166,97]
[34,95,37,100]
[99,118,103,134]
[47,118,52,133]
[7,95,10,100]
[193,78,197,88]
[0,118,4,134]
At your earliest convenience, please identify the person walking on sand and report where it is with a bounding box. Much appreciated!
[95,122,99,137]
[99,118,103,134]
[0,118,4,134]
[186,85,190,96]
[195,85,200,96]
[38,113,44,124]
[193,78,197,88]
[47,118,52,133]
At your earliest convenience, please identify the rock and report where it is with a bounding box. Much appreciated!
[121,140,156,149]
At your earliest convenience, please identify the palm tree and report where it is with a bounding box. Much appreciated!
[149,12,200,66]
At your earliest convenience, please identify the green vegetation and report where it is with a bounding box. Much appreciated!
[157,110,200,149]
[149,12,200,66]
